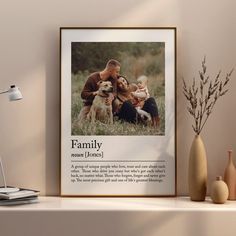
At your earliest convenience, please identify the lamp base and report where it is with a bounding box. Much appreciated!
[0,187,19,193]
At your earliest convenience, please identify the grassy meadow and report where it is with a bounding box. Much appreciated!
[71,72,165,136]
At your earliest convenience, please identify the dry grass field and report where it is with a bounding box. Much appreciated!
[71,72,165,136]
[71,42,165,135]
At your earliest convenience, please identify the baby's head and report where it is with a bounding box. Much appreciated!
[137,75,148,89]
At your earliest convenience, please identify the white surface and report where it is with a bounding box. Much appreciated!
[1,197,236,236]
[0,196,236,211]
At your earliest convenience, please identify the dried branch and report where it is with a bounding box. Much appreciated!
[182,57,233,135]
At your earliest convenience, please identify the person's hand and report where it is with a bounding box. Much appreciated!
[131,92,136,97]
[93,91,99,96]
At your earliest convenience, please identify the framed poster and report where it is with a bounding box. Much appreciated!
[60,27,176,196]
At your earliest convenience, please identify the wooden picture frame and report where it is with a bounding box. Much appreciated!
[60,27,176,196]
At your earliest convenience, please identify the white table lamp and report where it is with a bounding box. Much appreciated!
[0,85,23,193]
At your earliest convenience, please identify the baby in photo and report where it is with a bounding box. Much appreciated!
[131,75,151,121]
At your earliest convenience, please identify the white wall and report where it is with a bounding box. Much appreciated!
[0,0,235,195]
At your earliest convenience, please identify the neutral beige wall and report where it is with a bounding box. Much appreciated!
[0,0,235,195]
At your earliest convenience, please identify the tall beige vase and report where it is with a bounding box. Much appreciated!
[224,150,236,200]
[188,135,207,201]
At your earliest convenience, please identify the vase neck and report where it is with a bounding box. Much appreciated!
[194,135,202,141]
[228,150,233,163]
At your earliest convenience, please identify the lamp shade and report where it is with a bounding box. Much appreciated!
[8,85,23,101]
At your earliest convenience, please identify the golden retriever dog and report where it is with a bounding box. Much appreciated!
[88,81,114,124]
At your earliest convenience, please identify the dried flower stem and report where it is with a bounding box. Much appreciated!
[183,57,234,135]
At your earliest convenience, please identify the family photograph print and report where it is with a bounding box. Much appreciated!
[71,42,165,136]
[61,28,176,196]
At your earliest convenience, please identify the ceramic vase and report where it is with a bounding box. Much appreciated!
[224,150,236,200]
[211,176,229,204]
[188,135,207,201]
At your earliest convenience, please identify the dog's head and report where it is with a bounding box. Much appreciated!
[97,81,113,95]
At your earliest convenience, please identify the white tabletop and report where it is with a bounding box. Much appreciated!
[1,196,236,211]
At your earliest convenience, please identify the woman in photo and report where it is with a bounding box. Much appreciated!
[113,75,160,127]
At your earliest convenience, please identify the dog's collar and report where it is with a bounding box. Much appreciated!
[117,95,124,102]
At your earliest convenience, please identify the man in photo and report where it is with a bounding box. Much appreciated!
[78,59,120,122]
